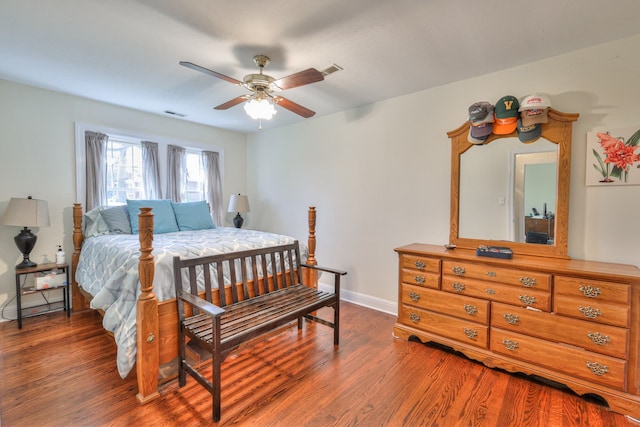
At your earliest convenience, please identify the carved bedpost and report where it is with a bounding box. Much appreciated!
[303,206,319,288]
[135,207,160,404]
[71,203,88,312]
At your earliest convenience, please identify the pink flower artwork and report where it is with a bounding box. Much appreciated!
[590,129,640,185]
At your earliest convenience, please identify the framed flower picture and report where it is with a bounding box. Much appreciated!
[586,127,640,186]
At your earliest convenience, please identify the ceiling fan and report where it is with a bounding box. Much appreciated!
[180,55,339,120]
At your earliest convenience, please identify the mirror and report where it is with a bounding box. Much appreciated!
[459,139,557,243]
[513,150,557,243]
[449,109,578,258]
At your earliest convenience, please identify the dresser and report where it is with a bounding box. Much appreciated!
[394,243,640,418]
[524,216,554,240]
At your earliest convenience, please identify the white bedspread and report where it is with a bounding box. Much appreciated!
[75,227,304,378]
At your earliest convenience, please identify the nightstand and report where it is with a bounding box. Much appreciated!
[15,263,70,329]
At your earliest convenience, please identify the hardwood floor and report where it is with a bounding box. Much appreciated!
[0,302,637,426]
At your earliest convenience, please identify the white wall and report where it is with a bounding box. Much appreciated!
[246,34,640,312]
[0,80,247,318]
[2,34,639,319]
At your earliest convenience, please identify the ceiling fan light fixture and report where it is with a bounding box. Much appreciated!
[181,54,326,122]
[243,98,277,120]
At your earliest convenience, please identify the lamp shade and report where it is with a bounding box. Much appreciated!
[1,197,50,227]
[243,99,277,120]
[228,194,250,213]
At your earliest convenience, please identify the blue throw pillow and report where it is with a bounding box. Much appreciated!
[100,205,132,234]
[126,199,179,234]
[172,201,215,231]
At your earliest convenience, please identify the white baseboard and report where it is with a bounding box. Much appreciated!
[318,283,397,315]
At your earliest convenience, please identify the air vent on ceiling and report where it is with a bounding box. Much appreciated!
[321,64,343,76]
[164,110,186,117]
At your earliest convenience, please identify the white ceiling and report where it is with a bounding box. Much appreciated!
[2,0,640,133]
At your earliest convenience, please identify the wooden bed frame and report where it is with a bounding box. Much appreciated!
[71,203,320,403]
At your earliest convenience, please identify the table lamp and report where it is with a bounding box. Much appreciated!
[1,196,50,269]
[228,194,250,228]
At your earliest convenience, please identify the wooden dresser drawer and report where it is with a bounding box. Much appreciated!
[490,328,627,391]
[400,255,440,273]
[401,284,490,324]
[554,276,630,305]
[442,276,550,312]
[399,305,488,348]
[442,260,551,290]
[554,294,629,328]
[401,270,440,289]
[394,243,640,419]
[491,302,628,359]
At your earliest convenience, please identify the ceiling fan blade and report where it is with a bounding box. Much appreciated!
[179,61,242,85]
[273,68,324,90]
[273,96,316,118]
[214,95,249,110]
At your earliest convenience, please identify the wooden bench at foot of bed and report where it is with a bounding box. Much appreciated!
[174,241,346,421]
[71,203,324,404]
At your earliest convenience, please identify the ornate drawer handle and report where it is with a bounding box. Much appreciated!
[463,304,478,316]
[409,312,420,323]
[503,313,520,325]
[587,332,611,346]
[451,282,466,292]
[502,339,518,351]
[414,260,426,270]
[579,306,601,319]
[486,271,496,277]
[451,266,465,276]
[463,328,478,340]
[518,295,537,306]
[414,275,426,284]
[579,285,602,298]
[409,292,420,302]
[519,277,537,287]
[586,361,609,376]
[485,288,496,295]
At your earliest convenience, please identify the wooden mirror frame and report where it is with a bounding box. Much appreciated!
[448,108,579,259]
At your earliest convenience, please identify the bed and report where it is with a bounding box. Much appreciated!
[71,202,319,403]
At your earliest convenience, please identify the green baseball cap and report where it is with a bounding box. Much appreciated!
[494,95,520,119]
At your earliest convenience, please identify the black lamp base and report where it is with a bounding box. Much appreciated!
[233,213,244,228]
[16,259,37,270]
[14,227,37,269]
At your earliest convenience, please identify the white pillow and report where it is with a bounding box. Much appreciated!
[83,206,110,238]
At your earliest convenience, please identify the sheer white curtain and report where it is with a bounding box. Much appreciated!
[166,144,186,202]
[141,141,162,199]
[85,131,108,210]
[202,151,223,225]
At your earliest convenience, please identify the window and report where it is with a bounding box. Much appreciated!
[76,123,225,224]
[105,138,143,205]
[104,140,206,205]
[184,151,206,202]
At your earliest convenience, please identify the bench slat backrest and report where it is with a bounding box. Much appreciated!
[173,241,304,310]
